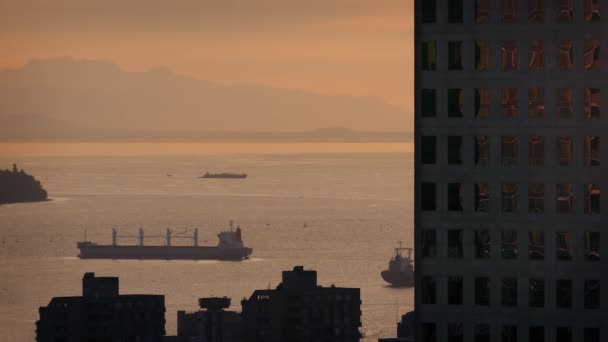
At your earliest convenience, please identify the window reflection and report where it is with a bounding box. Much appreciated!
[585,40,600,70]
[558,40,574,70]
[556,232,573,260]
[529,0,545,22]
[502,184,518,213]
[584,136,600,166]
[501,41,518,70]
[529,231,544,260]
[501,136,517,165]
[584,0,601,22]
[502,230,518,259]
[584,232,600,261]
[556,88,573,118]
[528,88,545,118]
[585,184,601,214]
[556,136,573,165]
[557,0,574,22]
[529,136,544,166]
[502,0,517,22]
[475,183,491,212]
[502,88,518,117]
[475,41,491,71]
[475,0,490,23]
[475,136,491,165]
[585,88,600,119]
[529,40,545,70]
[556,184,574,213]
[475,89,492,117]
[528,183,544,213]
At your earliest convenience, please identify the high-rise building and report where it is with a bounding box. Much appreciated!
[414,1,606,341]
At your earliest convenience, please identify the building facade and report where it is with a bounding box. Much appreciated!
[176,297,243,342]
[414,1,607,341]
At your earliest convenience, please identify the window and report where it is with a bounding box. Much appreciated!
[448,89,464,117]
[556,279,572,308]
[448,229,463,257]
[422,0,437,23]
[529,231,545,260]
[528,88,545,118]
[529,136,544,165]
[475,41,491,70]
[502,183,518,212]
[502,0,517,22]
[502,230,518,259]
[556,327,572,342]
[584,327,600,342]
[557,0,574,22]
[529,40,545,69]
[475,89,492,117]
[422,230,437,257]
[585,184,601,214]
[448,0,464,23]
[556,184,573,213]
[584,136,600,166]
[585,40,600,70]
[557,88,574,118]
[557,136,573,165]
[475,230,491,258]
[448,276,463,305]
[502,88,518,117]
[475,136,491,165]
[448,322,463,342]
[556,232,574,260]
[585,88,600,118]
[421,183,436,211]
[501,41,518,70]
[422,276,437,304]
[585,232,600,261]
[422,323,437,342]
[422,42,437,71]
[476,0,490,23]
[421,136,437,164]
[585,0,600,22]
[558,40,574,70]
[448,136,463,164]
[448,42,464,70]
[502,136,517,165]
[528,183,544,213]
[475,183,491,212]
[529,0,545,22]
[422,89,437,117]
[475,277,490,305]
[448,183,463,211]
[475,324,490,342]
[584,280,600,309]
[529,278,544,307]
[529,326,544,342]
[501,278,517,307]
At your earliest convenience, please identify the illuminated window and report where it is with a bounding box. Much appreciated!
[556,184,574,213]
[502,0,517,22]
[529,231,544,260]
[585,184,601,214]
[529,40,545,70]
[448,89,464,117]
[475,230,491,258]
[422,89,437,117]
[557,88,574,118]
[448,322,463,342]
[557,0,574,22]
[448,41,463,70]
[475,0,490,23]
[529,278,544,307]
[448,230,463,257]
[584,0,600,22]
[556,232,573,260]
[557,136,573,165]
[501,136,517,165]
[448,136,463,164]
[448,276,463,305]
[529,0,545,23]
[422,0,437,23]
[502,88,518,117]
[529,136,544,166]
[475,41,491,71]
[584,232,600,261]
[475,277,490,305]
[584,280,600,309]
[501,41,518,70]
[448,183,463,211]
[501,278,517,306]
[422,41,437,70]
[475,136,490,165]
[585,88,600,118]
[475,183,491,212]
[448,0,464,23]
[475,89,491,117]
[528,88,545,118]
[558,40,574,70]
[584,136,600,166]
[528,183,544,213]
[557,279,572,308]
[502,230,518,259]
[585,40,600,70]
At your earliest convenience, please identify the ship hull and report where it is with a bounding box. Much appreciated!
[381,270,414,287]
[78,245,252,261]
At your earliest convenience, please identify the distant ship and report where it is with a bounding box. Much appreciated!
[77,224,252,260]
[199,171,247,179]
[381,244,414,287]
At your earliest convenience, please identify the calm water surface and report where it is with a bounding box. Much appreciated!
[0,144,413,341]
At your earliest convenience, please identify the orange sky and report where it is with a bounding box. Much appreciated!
[0,0,414,109]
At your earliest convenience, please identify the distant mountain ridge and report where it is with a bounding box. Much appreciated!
[0,57,412,141]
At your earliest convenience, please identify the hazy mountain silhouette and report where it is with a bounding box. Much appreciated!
[0,57,411,141]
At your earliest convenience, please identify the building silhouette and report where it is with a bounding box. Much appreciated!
[240,266,362,342]
[175,297,243,342]
[414,1,606,341]
[36,272,166,342]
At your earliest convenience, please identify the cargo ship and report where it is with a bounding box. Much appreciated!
[77,224,252,260]
[381,244,414,287]
[199,171,247,179]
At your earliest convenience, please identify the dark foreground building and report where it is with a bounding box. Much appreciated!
[175,297,243,342]
[36,272,165,342]
[241,266,362,342]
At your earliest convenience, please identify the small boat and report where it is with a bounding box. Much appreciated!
[381,244,414,287]
[199,171,247,179]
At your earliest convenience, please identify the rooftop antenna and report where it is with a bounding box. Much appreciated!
[229,220,234,232]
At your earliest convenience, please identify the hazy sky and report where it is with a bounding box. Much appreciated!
[0,0,413,109]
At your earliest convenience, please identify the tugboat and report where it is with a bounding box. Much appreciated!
[199,171,247,179]
[381,243,414,287]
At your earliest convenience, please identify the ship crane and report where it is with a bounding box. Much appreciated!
[111,227,200,247]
